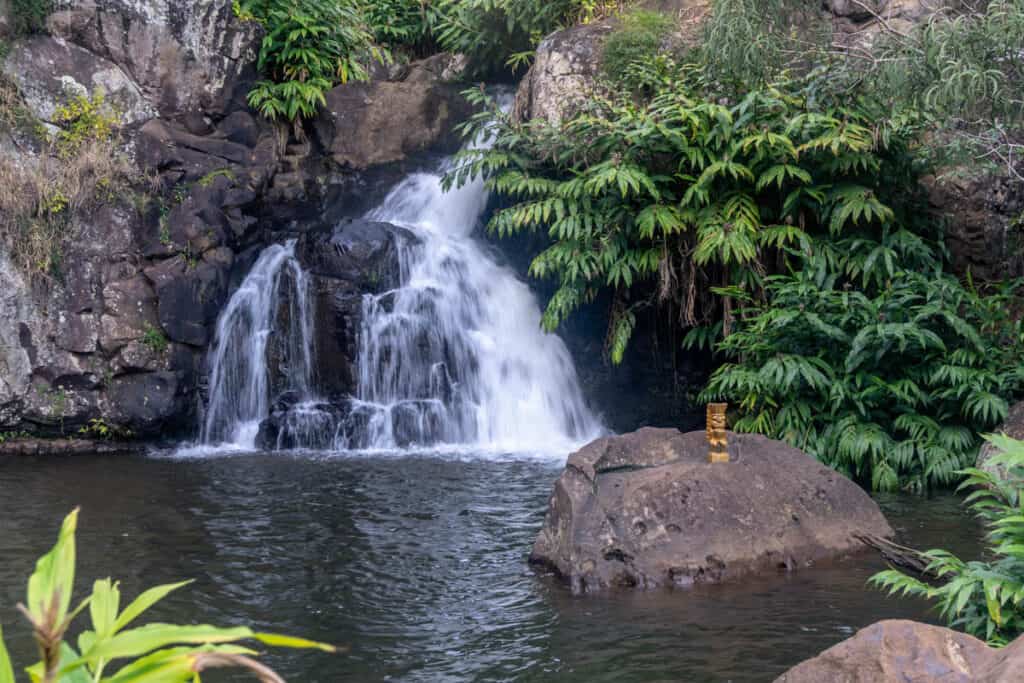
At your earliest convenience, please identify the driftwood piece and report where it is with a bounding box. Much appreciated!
[855,533,935,578]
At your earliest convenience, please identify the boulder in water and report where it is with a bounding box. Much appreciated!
[530,427,893,591]
[774,619,1024,682]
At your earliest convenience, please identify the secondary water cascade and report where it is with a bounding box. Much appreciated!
[199,125,602,453]
[200,242,315,449]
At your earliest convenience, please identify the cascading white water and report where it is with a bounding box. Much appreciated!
[194,101,602,454]
[341,148,604,453]
[200,241,315,448]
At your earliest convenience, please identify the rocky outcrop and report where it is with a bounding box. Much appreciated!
[774,619,1024,682]
[513,0,708,126]
[255,218,413,450]
[828,0,938,47]
[3,35,156,125]
[530,427,893,591]
[929,171,1024,282]
[312,53,471,170]
[0,0,474,441]
[48,0,259,118]
[294,218,414,400]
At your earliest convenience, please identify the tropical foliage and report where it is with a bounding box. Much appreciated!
[0,509,335,682]
[234,0,382,120]
[449,67,929,363]
[448,5,1024,490]
[699,266,1024,491]
[872,434,1024,645]
[236,0,627,120]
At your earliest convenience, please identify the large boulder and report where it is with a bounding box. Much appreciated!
[312,54,472,170]
[775,619,1024,682]
[2,35,156,126]
[512,1,707,126]
[530,427,893,591]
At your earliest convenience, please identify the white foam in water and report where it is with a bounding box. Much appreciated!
[349,156,603,453]
[181,98,603,457]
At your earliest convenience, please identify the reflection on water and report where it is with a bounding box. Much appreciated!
[0,452,982,682]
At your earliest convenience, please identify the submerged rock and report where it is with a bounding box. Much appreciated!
[774,619,1024,682]
[530,427,893,591]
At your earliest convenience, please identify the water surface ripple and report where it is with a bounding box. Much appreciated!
[0,452,981,682]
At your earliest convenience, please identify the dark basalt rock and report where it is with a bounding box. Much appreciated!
[531,427,894,592]
[295,218,415,288]
[257,399,348,451]
[775,619,1024,682]
[105,371,189,435]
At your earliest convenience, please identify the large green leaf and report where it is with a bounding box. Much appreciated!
[80,624,254,664]
[112,581,192,633]
[27,508,79,626]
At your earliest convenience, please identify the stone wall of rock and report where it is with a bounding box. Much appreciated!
[0,0,472,440]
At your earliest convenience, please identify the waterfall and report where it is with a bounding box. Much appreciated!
[200,241,315,449]
[194,106,602,454]
[339,156,603,453]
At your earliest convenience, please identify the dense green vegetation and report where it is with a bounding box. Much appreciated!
[236,0,624,121]
[8,0,53,36]
[873,435,1024,645]
[0,509,334,682]
[449,1,1024,491]
[234,0,381,120]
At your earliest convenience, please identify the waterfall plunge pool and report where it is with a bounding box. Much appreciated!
[0,449,981,682]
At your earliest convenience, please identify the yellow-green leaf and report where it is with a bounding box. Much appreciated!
[113,581,193,633]
[27,508,79,625]
[254,632,338,653]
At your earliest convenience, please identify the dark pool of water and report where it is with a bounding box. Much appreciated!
[0,451,983,682]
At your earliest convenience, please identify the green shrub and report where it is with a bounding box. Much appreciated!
[0,508,336,683]
[601,10,672,86]
[698,266,1024,491]
[430,0,615,75]
[140,324,169,354]
[872,434,1024,645]
[9,0,53,36]
[449,69,929,362]
[234,0,382,120]
[77,418,133,441]
[361,0,436,54]
[51,90,119,158]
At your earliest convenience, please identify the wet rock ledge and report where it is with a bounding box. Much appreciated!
[530,427,893,591]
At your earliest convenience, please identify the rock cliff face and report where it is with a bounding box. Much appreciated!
[0,0,471,440]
